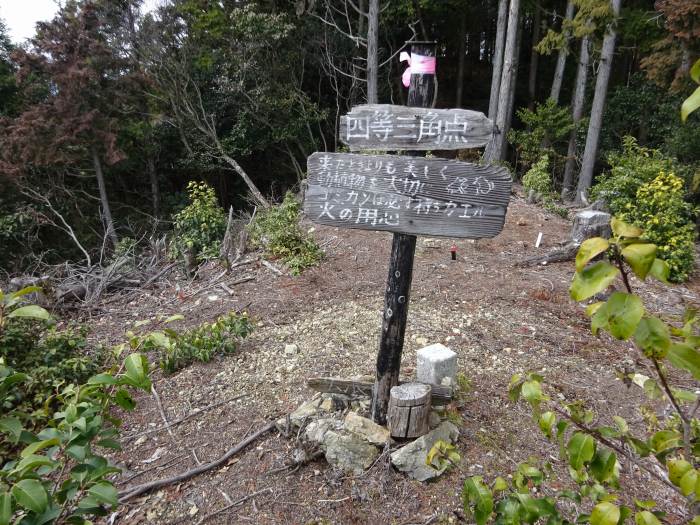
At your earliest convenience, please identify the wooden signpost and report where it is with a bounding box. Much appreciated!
[303,41,512,426]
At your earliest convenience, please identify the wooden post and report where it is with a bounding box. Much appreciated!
[387,383,432,438]
[371,41,437,425]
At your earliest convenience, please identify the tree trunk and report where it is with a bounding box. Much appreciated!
[358,0,366,38]
[147,152,160,218]
[527,4,542,107]
[220,152,270,209]
[561,36,590,199]
[549,0,574,103]
[575,0,621,205]
[455,13,467,107]
[91,147,118,250]
[484,0,521,163]
[366,0,379,104]
[488,0,509,121]
[503,14,523,147]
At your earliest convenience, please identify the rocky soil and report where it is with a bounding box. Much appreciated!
[86,194,698,524]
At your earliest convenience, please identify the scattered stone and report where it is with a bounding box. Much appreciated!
[417,343,457,386]
[390,421,460,481]
[344,412,391,446]
[305,418,343,445]
[276,399,322,429]
[284,344,299,355]
[429,410,442,429]
[323,431,379,475]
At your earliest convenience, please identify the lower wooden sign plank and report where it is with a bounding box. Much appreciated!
[304,152,512,239]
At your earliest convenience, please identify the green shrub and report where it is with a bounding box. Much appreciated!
[619,171,696,282]
[248,192,322,275]
[590,137,678,213]
[508,99,574,175]
[522,155,552,196]
[171,181,227,262]
[461,220,700,524]
[145,312,252,373]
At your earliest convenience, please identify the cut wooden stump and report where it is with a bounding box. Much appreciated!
[571,210,611,243]
[306,377,452,406]
[387,383,431,439]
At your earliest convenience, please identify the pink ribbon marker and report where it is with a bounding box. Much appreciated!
[400,51,436,87]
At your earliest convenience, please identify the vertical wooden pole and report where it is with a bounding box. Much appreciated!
[371,41,437,425]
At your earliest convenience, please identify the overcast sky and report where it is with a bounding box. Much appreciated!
[0,0,162,44]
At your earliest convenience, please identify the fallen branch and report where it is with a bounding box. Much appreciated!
[151,385,176,444]
[261,259,284,276]
[514,242,579,267]
[122,393,248,443]
[118,421,276,501]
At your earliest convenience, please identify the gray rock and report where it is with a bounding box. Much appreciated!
[323,431,379,475]
[390,421,460,481]
[275,399,322,430]
[304,418,342,446]
[344,412,391,446]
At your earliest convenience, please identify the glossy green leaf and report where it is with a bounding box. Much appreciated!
[605,292,644,340]
[538,411,556,439]
[621,243,657,279]
[7,305,50,321]
[576,238,610,272]
[591,448,617,483]
[649,258,670,284]
[521,380,543,404]
[124,353,151,390]
[567,432,595,470]
[21,438,59,458]
[650,430,681,454]
[613,416,628,435]
[570,262,619,301]
[667,459,692,486]
[12,479,48,514]
[679,468,698,496]
[667,344,700,380]
[611,218,642,238]
[87,373,119,386]
[87,482,118,507]
[492,477,508,491]
[463,476,493,525]
[16,454,56,473]
[0,492,11,525]
[681,86,700,122]
[164,314,184,323]
[634,511,661,525]
[590,502,620,525]
[634,317,670,358]
[0,418,23,443]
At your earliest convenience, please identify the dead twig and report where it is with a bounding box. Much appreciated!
[151,385,176,444]
[123,393,248,443]
[194,488,273,525]
[118,421,276,501]
[261,259,284,276]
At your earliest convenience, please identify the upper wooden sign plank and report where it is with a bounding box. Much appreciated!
[304,152,512,239]
[338,104,494,151]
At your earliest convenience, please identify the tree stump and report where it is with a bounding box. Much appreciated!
[571,210,611,243]
[387,383,432,439]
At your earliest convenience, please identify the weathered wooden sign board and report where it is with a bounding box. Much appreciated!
[304,152,511,238]
[339,104,494,151]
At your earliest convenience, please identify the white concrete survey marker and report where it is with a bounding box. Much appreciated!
[416,343,457,386]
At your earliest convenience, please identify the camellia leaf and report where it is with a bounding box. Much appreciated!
[650,430,681,454]
[635,511,661,525]
[681,85,700,123]
[87,481,118,507]
[570,261,620,302]
[0,418,23,443]
[11,479,48,514]
[124,353,151,390]
[0,492,11,525]
[605,292,644,340]
[114,389,136,411]
[611,217,642,238]
[634,317,671,358]
[576,238,610,272]
[521,380,543,404]
[7,305,50,321]
[538,411,556,439]
[462,476,493,525]
[667,344,700,380]
[621,243,657,280]
[590,502,620,525]
[649,258,670,284]
[567,432,595,470]
[667,458,692,486]
[679,468,698,496]
[590,448,617,483]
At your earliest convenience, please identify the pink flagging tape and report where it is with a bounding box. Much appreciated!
[400,52,437,87]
